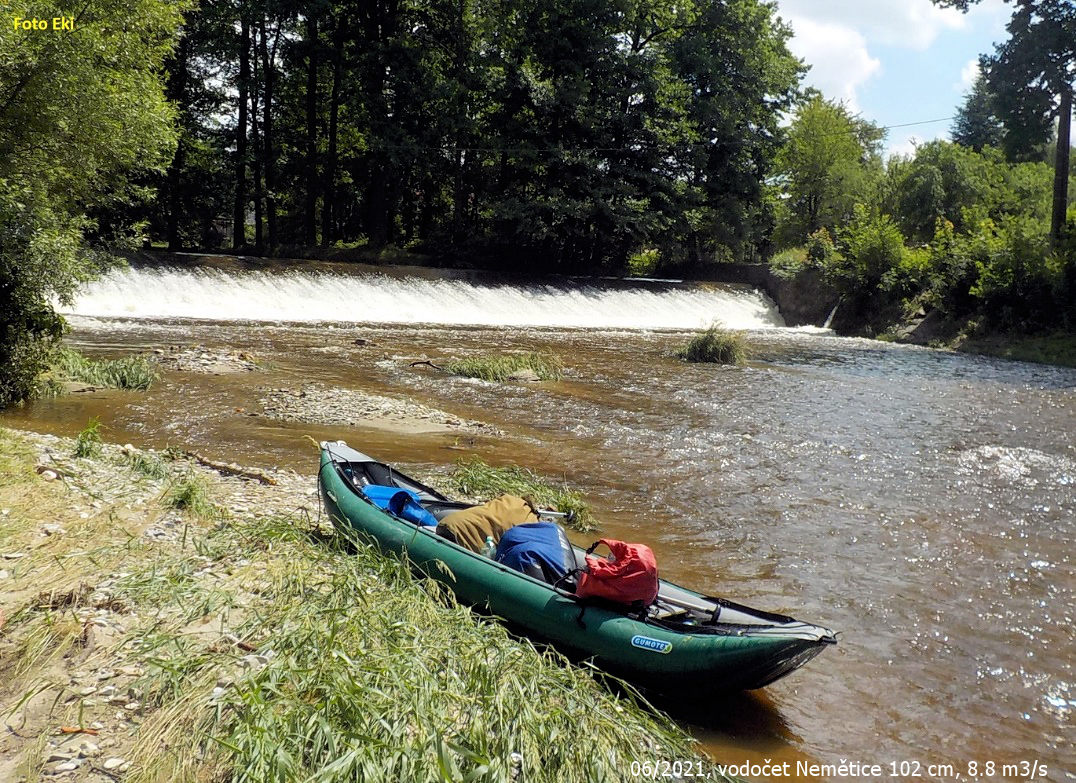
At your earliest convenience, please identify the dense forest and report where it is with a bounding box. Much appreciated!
[0,0,1074,406]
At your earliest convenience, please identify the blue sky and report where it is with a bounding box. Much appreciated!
[772,0,1014,157]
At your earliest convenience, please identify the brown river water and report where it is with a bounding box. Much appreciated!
[3,262,1073,780]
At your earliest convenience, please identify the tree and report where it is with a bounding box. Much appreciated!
[936,0,1074,244]
[952,74,1004,151]
[0,0,184,408]
[774,95,885,245]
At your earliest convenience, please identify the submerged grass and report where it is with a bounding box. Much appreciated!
[445,352,564,382]
[448,457,597,532]
[49,345,159,390]
[676,326,747,366]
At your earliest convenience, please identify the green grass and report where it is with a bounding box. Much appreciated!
[50,346,159,390]
[675,326,747,365]
[448,457,597,532]
[126,451,171,480]
[956,332,1076,368]
[73,417,102,458]
[445,352,564,382]
[163,473,223,520]
[116,517,725,783]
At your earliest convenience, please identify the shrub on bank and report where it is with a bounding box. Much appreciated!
[676,326,747,365]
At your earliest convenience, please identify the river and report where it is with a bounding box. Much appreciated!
[4,261,1073,780]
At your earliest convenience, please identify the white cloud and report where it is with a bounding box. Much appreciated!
[783,15,881,110]
[775,0,965,51]
[956,58,980,91]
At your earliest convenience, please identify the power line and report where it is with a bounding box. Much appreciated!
[365,115,960,154]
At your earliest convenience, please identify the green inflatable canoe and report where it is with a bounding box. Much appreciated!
[319,441,836,694]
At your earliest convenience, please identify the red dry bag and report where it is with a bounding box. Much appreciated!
[576,539,659,606]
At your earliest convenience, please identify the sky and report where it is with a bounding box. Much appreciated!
[772,0,1015,157]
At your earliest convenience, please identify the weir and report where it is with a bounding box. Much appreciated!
[63,264,785,330]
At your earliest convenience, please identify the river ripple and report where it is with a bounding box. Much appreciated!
[5,319,1073,779]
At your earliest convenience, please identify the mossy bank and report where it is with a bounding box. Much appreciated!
[0,426,732,783]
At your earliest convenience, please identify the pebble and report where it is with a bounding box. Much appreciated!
[39,469,59,481]
[78,741,101,758]
[0,570,9,579]
[2,552,25,560]
[54,760,81,772]
[41,523,67,536]
[47,751,73,762]
[103,757,126,770]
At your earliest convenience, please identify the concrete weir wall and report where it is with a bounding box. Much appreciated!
[699,263,840,328]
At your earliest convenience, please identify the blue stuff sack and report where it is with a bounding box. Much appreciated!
[362,485,438,527]
[495,522,575,583]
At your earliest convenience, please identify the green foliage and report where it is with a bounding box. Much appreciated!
[448,458,597,532]
[806,227,840,268]
[628,248,661,277]
[163,473,223,520]
[445,353,564,382]
[0,0,185,408]
[884,140,1052,243]
[768,246,808,278]
[951,74,1004,152]
[74,418,103,459]
[675,326,747,365]
[774,95,885,246]
[49,347,159,391]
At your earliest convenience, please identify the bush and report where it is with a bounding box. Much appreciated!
[675,326,747,365]
[768,246,807,278]
[969,216,1063,330]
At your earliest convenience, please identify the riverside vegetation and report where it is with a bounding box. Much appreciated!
[0,427,733,782]
[675,327,747,366]
[1,0,1072,405]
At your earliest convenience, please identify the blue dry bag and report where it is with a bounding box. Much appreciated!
[361,485,439,527]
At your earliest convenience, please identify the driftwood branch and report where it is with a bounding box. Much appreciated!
[183,451,277,485]
[408,360,446,371]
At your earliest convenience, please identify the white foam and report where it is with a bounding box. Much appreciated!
[62,266,786,330]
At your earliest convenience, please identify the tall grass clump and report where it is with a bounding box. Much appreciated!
[675,326,747,365]
[163,473,222,520]
[73,417,102,458]
[449,457,596,532]
[445,352,563,382]
[50,346,159,390]
[118,518,728,783]
[127,451,171,480]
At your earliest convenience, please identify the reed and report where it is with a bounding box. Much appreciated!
[73,417,102,458]
[50,346,159,391]
[449,457,597,532]
[445,352,564,382]
[676,326,747,365]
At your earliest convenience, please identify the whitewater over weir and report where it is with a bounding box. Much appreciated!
[63,265,785,330]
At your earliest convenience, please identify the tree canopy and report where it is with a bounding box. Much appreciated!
[0,0,185,407]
